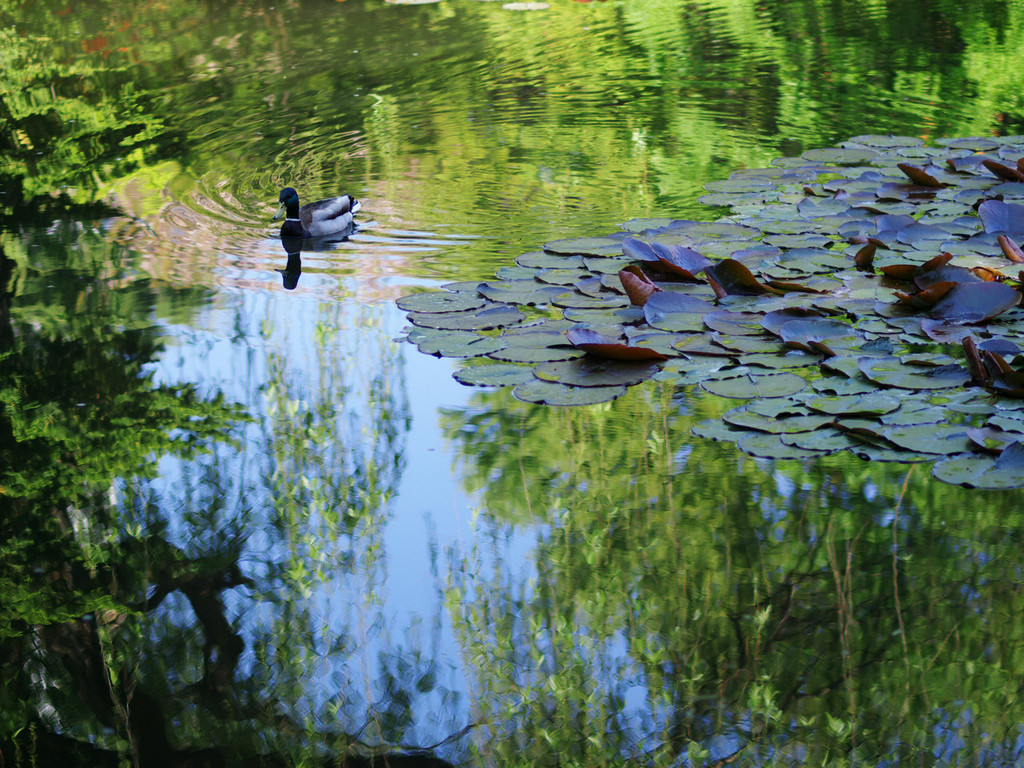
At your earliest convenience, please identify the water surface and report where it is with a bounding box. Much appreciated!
[3,0,1024,765]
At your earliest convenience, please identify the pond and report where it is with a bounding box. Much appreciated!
[4,0,1024,766]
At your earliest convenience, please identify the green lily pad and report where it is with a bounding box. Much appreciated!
[418,332,508,358]
[880,424,974,455]
[489,345,585,363]
[511,379,626,406]
[534,357,661,387]
[453,362,535,387]
[397,290,486,313]
[701,372,808,399]
[802,148,879,165]
[932,442,1024,489]
[722,408,835,434]
[516,251,585,269]
[738,432,829,459]
[857,356,970,390]
[408,304,527,331]
[476,280,564,306]
[781,428,858,452]
[691,419,751,442]
[805,393,901,417]
[544,236,622,256]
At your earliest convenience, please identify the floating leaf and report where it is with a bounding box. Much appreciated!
[565,327,668,362]
[512,379,626,406]
[930,282,1021,323]
[650,242,712,279]
[489,345,585,363]
[978,199,1024,234]
[700,372,807,399]
[967,426,1024,452]
[982,159,1024,182]
[454,362,535,387]
[705,258,779,297]
[534,358,661,387]
[545,236,622,256]
[802,147,879,165]
[397,290,486,313]
[778,318,859,352]
[805,392,901,417]
[477,280,564,305]
[998,233,1024,263]
[418,332,508,358]
[737,432,828,459]
[896,162,943,187]
[643,291,716,332]
[932,442,1024,489]
[881,424,974,455]
[858,356,971,389]
[618,267,661,306]
[408,304,526,330]
[723,408,836,434]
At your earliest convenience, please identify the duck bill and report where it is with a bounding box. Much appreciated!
[273,202,287,221]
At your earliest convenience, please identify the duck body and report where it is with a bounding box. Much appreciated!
[273,187,360,238]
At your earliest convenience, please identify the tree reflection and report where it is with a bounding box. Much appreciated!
[0,220,454,766]
[443,385,1024,766]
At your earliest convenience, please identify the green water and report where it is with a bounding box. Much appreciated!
[3,0,1024,765]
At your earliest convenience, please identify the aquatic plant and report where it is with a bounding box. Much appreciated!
[399,135,1024,488]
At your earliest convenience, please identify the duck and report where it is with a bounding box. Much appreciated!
[273,187,361,238]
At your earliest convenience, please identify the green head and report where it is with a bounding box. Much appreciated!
[273,187,300,220]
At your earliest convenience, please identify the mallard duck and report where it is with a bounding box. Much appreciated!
[273,187,361,238]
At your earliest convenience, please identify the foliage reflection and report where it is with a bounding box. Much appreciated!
[444,385,1024,766]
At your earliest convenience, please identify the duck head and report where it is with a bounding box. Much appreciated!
[273,187,300,221]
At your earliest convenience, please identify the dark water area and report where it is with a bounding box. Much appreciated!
[4,0,1024,766]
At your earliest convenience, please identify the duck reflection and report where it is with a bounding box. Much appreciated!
[278,234,303,290]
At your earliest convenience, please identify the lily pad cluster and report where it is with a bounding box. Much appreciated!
[398,134,1024,488]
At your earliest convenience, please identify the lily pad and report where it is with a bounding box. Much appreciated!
[932,442,1024,489]
[545,236,622,256]
[454,362,535,387]
[701,372,807,399]
[858,357,970,390]
[929,282,1021,323]
[511,379,626,406]
[805,393,901,417]
[737,432,828,459]
[565,328,668,362]
[408,304,526,331]
[397,290,486,313]
[534,358,661,387]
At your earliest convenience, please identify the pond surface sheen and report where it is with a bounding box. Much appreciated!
[4,0,1024,766]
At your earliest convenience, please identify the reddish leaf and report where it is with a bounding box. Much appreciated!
[896,162,943,187]
[881,264,918,281]
[763,280,828,294]
[971,266,1005,281]
[982,159,1024,182]
[920,252,954,272]
[962,336,989,382]
[881,252,953,282]
[854,242,876,271]
[998,234,1024,263]
[807,340,837,357]
[894,281,956,308]
[618,268,661,306]
[704,259,780,296]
